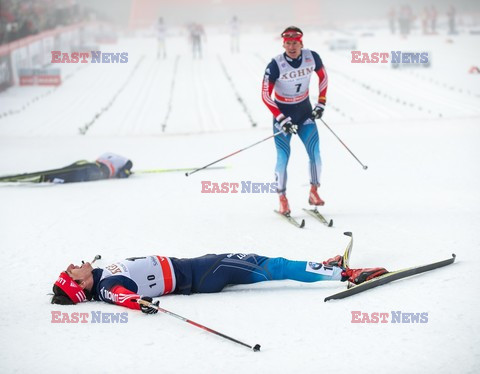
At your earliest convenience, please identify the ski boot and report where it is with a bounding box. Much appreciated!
[341,267,389,285]
[278,194,291,215]
[308,184,325,206]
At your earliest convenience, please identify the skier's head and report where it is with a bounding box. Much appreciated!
[51,263,94,305]
[281,26,303,42]
[281,26,303,59]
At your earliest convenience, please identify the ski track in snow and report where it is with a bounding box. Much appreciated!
[0,29,479,374]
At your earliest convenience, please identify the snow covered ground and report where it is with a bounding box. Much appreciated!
[0,27,479,374]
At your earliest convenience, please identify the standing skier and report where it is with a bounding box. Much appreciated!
[262,26,328,215]
[229,16,240,53]
[156,17,167,59]
[189,23,206,59]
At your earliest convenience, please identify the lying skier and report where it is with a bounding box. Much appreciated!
[51,252,387,313]
[0,152,132,183]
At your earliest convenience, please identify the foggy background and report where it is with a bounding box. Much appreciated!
[81,0,480,29]
[2,0,480,46]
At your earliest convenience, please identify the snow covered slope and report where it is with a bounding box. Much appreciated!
[0,28,479,374]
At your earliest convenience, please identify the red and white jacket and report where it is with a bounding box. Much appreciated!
[262,49,327,122]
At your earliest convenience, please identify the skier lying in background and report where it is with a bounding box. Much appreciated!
[51,252,387,313]
[0,153,132,183]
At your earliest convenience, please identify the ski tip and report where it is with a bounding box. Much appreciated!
[328,219,333,227]
[452,253,456,260]
[343,231,352,237]
[300,219,306,228]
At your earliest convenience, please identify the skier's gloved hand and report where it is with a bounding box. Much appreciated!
[117,168,131,178]
[278,116,298,135]
[323,255,344,268]
[116,160,133,179]
[311,103,325,120]
[138,296,159,314]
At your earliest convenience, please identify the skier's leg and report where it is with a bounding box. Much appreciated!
[273,122,292,194]
[190,253,343,294]
[297,119,322,186]
[43,162,107,183]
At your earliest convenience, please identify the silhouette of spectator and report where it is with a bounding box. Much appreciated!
[229,16,240,53]
[421,7,431,34]
[189,23,206,59]
[156,17,167,59]
[398,5,413,37]
[388,7,396,34]
[447,6,457,35]
[430,6,438,34]
[1,0,87,45]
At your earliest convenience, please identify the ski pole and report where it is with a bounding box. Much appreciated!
[137,299,261,352]
[185,132,282,176]
[134,166,228,174]
[320,119,368,170]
